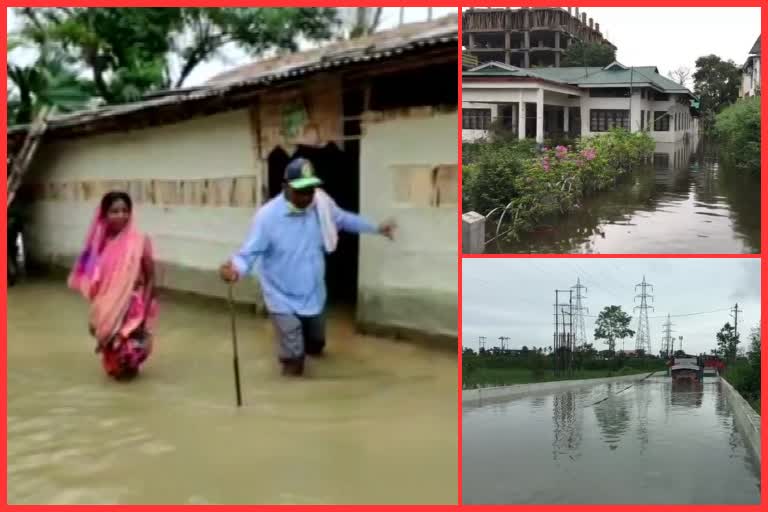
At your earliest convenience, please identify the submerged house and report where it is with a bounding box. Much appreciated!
[8,16,458,343]
[463,61,699,143]
[740,35,761,98]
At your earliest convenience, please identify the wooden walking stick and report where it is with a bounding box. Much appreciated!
[227,283,243,407]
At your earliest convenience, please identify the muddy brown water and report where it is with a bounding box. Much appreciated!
[7,280,457,504]
[490,138,761,254]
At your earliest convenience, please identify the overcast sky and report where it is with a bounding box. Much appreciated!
[464,7,761,88]
[7,7,458,86]
[463,258,761,355]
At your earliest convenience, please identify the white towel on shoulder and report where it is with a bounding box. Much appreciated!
[314,188,338,253]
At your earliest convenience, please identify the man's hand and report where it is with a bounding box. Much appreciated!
[219,261,240,283]
[378,219,397,240]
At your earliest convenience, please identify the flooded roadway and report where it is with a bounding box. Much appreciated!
[463,377,760,504]
[492,137,761,254]
[8,280,457,504]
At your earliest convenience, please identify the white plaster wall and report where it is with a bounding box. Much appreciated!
[359,112,457,335]
[25,109,263,301]
[580,94,691,143]
[462,101,497,141]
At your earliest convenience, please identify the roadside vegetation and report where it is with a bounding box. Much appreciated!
[463,128,654,240]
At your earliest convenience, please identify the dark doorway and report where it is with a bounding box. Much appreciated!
[267,146,291,199]
[291,142,359,304]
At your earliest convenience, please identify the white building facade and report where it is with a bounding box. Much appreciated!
[463,61,699,144]
[740,35,761,98]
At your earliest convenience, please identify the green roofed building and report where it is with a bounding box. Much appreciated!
[463,60,699,144]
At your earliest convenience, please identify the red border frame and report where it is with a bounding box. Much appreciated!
[1,2,766,510]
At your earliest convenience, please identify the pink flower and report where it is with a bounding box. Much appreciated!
[581,148,596,161]
[555,145,568,159]
[542,157,551,172]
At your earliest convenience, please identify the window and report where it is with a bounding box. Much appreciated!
[647,111,651,130]
[640,110,645,130]
[654,111,669,131]
[590,109,630,132]
[463,108,492,130]
[674,113,678,131]
[653,91,670,101]
[589,87,631,98]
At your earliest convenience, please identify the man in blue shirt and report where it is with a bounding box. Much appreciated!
[219,158,395,376]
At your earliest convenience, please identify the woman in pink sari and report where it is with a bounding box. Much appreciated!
[69,191,158,380]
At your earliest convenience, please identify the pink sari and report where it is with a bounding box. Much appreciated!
[68,208,158,379]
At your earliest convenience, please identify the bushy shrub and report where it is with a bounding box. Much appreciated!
[715,96,760,175]
[463,130,655,239]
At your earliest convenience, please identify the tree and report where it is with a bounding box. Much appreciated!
[560,41,616,67]
[667,66,691,88]
[693,54,742,131]
[7,38,92,125]
[14,8,339,103]
[715,322,740,364]
[594,305,635,356]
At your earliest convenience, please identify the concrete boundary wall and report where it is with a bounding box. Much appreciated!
[463,371,658,406]
[720,377,761,464]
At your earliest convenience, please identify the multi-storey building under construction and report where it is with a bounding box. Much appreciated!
[462,7,615,68]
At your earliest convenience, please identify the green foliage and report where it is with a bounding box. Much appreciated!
[463,140,537,216]
[726,328,760,413]
[463,129,654,239]
[12,7,339,104]
[693,54,742,131]
[716,322,740,365]
[594,305,635,355]
[560,41,616,67]
[715,96,761,175]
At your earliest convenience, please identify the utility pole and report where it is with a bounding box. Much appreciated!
[572,277,589,349]
[679,335,683,354]
[554,289,574,376]
[498,336,509,351]
[478,336,486,352]
[661,314,674,358]
[730,303,743,339]
[634,276,654,354]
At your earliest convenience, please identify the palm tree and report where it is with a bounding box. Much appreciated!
[7,39,92,126]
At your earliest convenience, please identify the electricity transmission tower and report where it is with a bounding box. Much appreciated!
[572,278,589,349]
[634,276,654,354]
[553,289,574,377]
[661,314,674,358]
[478,336,486,352]
[498,336,509,351]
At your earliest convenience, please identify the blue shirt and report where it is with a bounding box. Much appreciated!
[231,194,378,315]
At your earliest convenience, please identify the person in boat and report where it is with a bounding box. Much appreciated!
[68,191,158,380]
[219,158,395,376]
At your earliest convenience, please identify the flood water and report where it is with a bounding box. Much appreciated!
[8,281,457,504]
[492,137,761,254]
[463,377,760,504]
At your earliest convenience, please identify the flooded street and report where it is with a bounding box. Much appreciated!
[463,377,760,504]
[8,280,457,504]
[492,138,761,254]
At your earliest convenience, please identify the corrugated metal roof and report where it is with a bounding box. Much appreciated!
[8,15,458,138]
[464,61,694,96]
[750,35,761,55]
